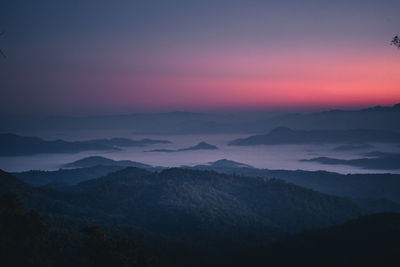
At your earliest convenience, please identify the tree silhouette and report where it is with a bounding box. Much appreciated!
[79,226,162,267]
[0,194,54,266]
[391,35,400,49]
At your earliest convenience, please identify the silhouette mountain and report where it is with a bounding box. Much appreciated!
[14,165,125,186]
[64,156,153,169]
[229,127,400,146]
[2,168,399,266]
[0,133,116,156]
[178,142,218,151]
[0,194,163,267]
[1,168,365,236]
[5,103,400,134]
[191,160,400,204]
[0,134,171,156]
[255,213,400,267]
[302,151,400,170]
[264,102,400,132]
[194,159,254,169]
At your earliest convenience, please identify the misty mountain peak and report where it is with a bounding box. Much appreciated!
[179,142,218,151]
[207,159,254,169]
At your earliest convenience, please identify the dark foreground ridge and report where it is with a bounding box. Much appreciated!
[2,167,400,266]
[243,213,400,267]
[0,194,162,267]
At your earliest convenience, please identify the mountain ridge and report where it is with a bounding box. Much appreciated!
[3,102,400,134]
[0,133,171,156]
[229,127,400,146]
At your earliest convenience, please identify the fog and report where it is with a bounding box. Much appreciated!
[1,129,399,174]
[1,105,400,173]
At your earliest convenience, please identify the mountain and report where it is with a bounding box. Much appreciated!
[0,194,163,267]
[228,127,400,146]
[0,133,117,156]
[14,165,125,186]
[1,168,398,266]
[1,167,367,237]
[302,151,400,170]
[0,169,32,195]
[16,157,289,188]
[265,103,400,132]
[63,156,153,169]
[0,169,110,222]
[0,134,171,156]
[191,160,400,204]
[193,159,254,169]
[240,212,400,267]
[178,142,218,151]
[70,167,363,234]
[14,157,160,187]
[147,142,218,152]
[3,103,400,134]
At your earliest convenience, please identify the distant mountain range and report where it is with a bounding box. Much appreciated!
[0,133,171,156]
[14,165,125,187]
[63,156,153,169]
[2,103,400,134]
[262,103,400,132]
[193,159,254,169]
[12,156,157,187]
[302,151,400,170]
[0,133,113,156]
[147,141,217,152]
[13,157,400,205]
[229,127,400,146]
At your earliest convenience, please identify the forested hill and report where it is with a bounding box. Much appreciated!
[2,167,400,266]
[250,213,400,267]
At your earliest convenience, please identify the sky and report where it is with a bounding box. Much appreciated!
[0,0,400,115]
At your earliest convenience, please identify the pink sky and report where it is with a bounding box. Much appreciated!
[60,44,400,112]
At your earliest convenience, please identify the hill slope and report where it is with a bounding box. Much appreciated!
[71,167,363,235]
[192,160,400,204]
[1,168,397,266]
[255,213,400,267]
